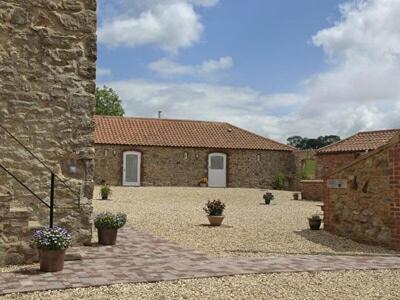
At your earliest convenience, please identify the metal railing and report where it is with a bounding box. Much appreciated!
[0,123,80,228]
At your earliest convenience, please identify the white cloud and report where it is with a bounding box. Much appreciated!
[148,56,233,78]
[99,0,400,142]
[299,0,400,134]
[97,0,218,52]
[98,79,306,142]
[96,67,112,77]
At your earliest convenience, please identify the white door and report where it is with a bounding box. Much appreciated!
[208,153,227,187]
[123,151,141,186]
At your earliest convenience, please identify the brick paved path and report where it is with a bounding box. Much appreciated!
[1,227,400,295]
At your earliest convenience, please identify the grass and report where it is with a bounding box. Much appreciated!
[303,159,316,179]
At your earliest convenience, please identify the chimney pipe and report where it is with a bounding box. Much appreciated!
[158,110,162,119]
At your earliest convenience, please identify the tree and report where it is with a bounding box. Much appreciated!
[95,86,125,116]
[287,136,303,148]
[287,135,340,150]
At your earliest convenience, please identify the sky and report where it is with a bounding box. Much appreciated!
[96,0,400,143]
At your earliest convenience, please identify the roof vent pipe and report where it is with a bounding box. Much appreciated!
[158,110,162,119]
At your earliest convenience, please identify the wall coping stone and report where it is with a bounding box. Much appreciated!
[300,180,324,183]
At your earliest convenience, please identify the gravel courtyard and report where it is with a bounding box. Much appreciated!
[2,187,400,299]
[94,186,395,257]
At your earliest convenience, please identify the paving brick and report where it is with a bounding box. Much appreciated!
[1,227,400,296]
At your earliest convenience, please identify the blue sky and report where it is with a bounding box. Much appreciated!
[97,0,400,142]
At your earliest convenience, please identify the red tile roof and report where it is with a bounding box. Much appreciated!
[94,116,294,151]
[317,129,400,154]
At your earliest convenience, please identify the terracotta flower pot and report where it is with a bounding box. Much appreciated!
[98,228,118,245]
[39,249,66,272]
[309,219,322,230]
[101,193,108,200]
[208,215,224,226]
[199,183,207,187]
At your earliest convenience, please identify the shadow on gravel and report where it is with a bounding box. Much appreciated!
[196,224,234,228]
[294,229,397,255]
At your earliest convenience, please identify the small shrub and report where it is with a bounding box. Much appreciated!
[100,184,112,198]
[203,200,225,216]
[94,212,127,229]
[199,177,208,185]
[263,192,274,202]
[274,172,285,190]
[308,213,321,221]
[31,226,72,250]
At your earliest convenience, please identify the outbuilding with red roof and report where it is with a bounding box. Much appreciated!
[94,116,296,188]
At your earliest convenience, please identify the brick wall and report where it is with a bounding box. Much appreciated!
[324,134,400,250]
[316,152,361,178]
[94,145,296,189]
[0,0,96,265]
[300,180,324,201]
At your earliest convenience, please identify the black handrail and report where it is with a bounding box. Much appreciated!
[0,123,82,228]
[0,124,80,199]
[0,163,50,209]
[0,162,55,227]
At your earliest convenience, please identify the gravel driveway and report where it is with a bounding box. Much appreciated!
[94,186,395,257]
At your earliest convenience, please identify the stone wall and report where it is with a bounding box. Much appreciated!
[323,134,400,250]
[300,180,324,201]
[316,152,361,178]
[0,0,97,265]
[94,145,296,189]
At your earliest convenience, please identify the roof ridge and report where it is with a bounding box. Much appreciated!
[358,128,400,134]
[94,115,225,124]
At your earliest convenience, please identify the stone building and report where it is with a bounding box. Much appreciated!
[94,116,296,189]
[0,0,96,265]
[316,129,400,179]
[323,133,400,250]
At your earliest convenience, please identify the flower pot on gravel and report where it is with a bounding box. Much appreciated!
[94,212,127,245]
[31,226,72,273]
[100,184,112,200]
[207,215,225,226]
[263,192,274,205]
[203,200,226,226]
[293,193,300,200]
[308,214,322,230]
[39,249,66,272]
[199,177,208,187]
[97,228,118,245]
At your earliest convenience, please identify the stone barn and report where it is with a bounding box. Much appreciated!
[0,0,96,265]
[323,133,400,250]
[94,116,296,189]
[316,129,400,178]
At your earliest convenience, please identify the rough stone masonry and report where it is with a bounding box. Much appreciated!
[0,0,96,265]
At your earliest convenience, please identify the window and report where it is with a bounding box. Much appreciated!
[104,149,108,157]
[256,154,261,162]
[184,152,188,160]
[210,156,224,170]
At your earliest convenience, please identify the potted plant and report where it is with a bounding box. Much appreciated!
[263,192,274,205]
[94,212,127,245]
[308,213,322,230]
[199,177,208,187]
[100,184,112,200]
[203,200,226,226]
[293,192,300,200]
[31,226,72,272]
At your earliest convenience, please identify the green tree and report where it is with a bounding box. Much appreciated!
[287,135,340,149]
[95,86,125,116]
